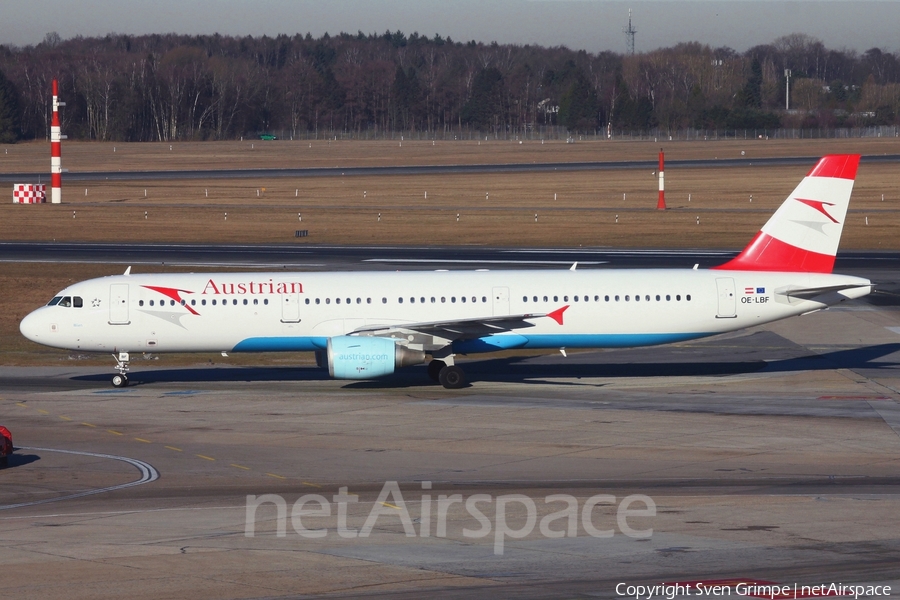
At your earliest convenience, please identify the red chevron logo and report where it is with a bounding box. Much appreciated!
[795,198,839,223]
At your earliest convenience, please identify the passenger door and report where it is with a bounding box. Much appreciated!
[715,278,737,318]
[109,284,130,325]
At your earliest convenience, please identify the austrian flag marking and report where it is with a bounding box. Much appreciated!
[744,287,766,295]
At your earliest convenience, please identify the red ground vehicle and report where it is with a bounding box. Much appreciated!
[0,426,12,467]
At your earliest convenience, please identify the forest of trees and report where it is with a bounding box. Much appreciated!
[0,30,898,142]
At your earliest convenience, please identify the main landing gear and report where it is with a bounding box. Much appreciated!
[427,357,466,389]
[111,352,130,388]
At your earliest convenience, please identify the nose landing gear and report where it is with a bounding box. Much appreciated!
[111,352,130,387]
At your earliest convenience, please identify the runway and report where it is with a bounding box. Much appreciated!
[2,154,899,183]
[2,292,900,597]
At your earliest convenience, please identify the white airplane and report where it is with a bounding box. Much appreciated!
[20,154,872,389]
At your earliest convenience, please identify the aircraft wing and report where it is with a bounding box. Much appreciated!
[350,306,568,343]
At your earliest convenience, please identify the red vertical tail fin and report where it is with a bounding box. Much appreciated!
[714,154,860,273]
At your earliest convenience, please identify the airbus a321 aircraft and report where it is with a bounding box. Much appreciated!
[20,154,872,389]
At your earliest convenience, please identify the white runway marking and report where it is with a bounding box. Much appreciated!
[0,447,159,511]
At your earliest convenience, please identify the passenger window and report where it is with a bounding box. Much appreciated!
[451,297,456,303]
[543,296,548,302]
[315,298,320,305]
[686,294,692,301]
[346,298,351,305]
[666,295,671,301]
[202,299,207,306]
[212,299,217,306]
[326,298,331,304]
[431,297,436,303]
[398,298,403,304]
[367,298,372,304]
[605,295,609,302]
[336,298,341,304]
[305,299,310,305]
[410,298,415,304]
[441,297,446,303]
[656,295,660,301]
[139,300,144,307]
[523,296,528,302]
[382,297,387,304]
[594,295,599,301]
[625,295,630,301]
[676,295,681,301]
[192,300,197,306]
[645,295,650,302]
[233,299,237,305]
[482,296,487,303]
[181,299,186,306]
[553,296,558,302]
[461,297,466,303]
[615,295,620,301]
[357,298,362,304]
[243,299,248,305]
[150,300,155,307]
[264,299,269,305]
[635,295,640,302]
[574,296,578,302]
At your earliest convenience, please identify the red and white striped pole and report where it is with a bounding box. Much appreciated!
[656,148,666,210]
[50,79,65,204]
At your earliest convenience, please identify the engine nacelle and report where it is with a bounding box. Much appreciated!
[327,336,425,380]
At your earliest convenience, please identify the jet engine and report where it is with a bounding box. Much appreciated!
[327,336,425,379]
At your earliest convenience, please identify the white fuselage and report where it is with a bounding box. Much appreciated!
[19,268,871,355]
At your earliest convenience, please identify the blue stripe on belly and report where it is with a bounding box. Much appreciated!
[232,337,328,352]
[232,332,712,353]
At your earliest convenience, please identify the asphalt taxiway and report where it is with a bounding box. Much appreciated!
[1,292,900,598]
[2,154,898,184]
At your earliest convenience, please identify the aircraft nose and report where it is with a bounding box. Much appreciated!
[19,309,45,344]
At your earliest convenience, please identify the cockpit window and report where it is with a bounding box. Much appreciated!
[47,296,62,306]
[58,296,72,307]
[73,296,83,308]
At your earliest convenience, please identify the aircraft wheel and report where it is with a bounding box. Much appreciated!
[112,374,129,388]
[438,365,466,389]
[427,360,445,382]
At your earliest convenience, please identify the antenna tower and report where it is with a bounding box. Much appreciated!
[624,9,637,55]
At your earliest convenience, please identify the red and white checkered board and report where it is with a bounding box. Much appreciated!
[13,184,46,204]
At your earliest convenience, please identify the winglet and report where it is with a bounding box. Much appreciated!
[547,305,569,325]
[124,266,132,276]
